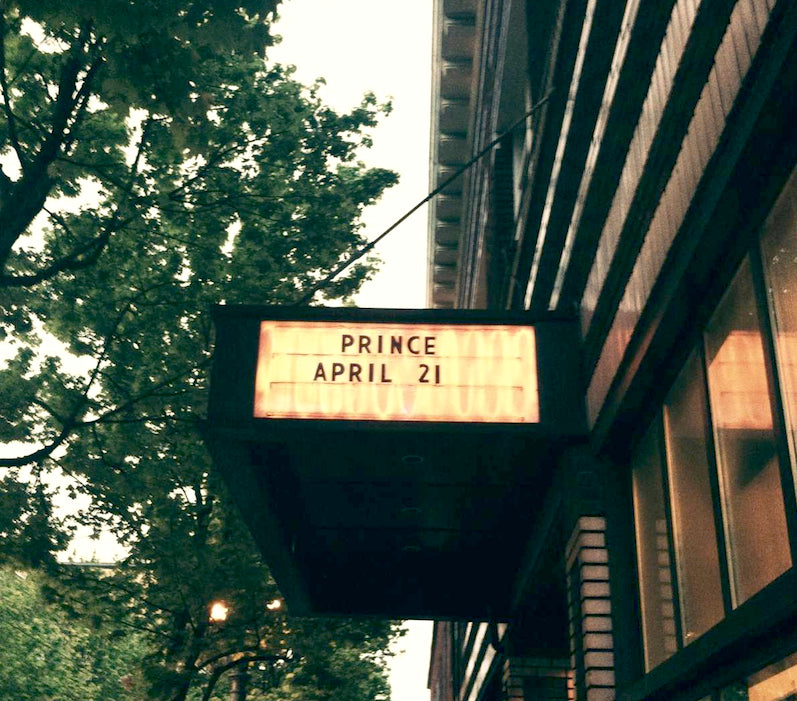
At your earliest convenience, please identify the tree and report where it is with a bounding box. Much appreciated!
[0,564,151,699]
[0,0,280,280]
[0,1,401,698]
[45,501,398,701]
[1,0,396,469]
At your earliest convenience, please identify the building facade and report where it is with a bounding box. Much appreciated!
[427,0,797,700]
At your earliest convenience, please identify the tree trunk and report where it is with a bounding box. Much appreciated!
[230,664,248,701]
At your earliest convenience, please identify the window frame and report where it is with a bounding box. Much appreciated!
[631,240,797,684]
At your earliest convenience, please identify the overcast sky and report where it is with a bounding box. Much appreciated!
[269,1,435,698]
[270,0,432,310]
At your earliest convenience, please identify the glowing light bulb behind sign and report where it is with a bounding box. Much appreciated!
[253,322,539,423]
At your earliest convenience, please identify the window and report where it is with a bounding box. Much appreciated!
[705,258,791,605]
[760,169,797,496]
[632,172,797,669]
[663,350,724,641]
[632,421,677,671]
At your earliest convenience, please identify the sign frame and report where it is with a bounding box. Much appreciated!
[207,306,586,438]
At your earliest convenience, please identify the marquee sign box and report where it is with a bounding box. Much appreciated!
[253,321,538,423]
[204,306,586,617]
[208,306,584,434]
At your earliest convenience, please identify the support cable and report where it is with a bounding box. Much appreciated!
[295,88,555,305]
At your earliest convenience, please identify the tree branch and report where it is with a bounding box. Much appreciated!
[0,213,134,287]
[81,358,210,428]
[0,13,27,173]
[0,21,100,273]
[60,57,103,157]
[0,279,173,468]
[0,116,151,288]
[0,420,77,468]
[53,155,130,189]
[195,646,269,672]
[199,654,287,701]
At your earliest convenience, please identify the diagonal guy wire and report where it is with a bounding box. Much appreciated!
[294,88,555,306]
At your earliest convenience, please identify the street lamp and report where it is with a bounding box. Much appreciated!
[209,600,229,623]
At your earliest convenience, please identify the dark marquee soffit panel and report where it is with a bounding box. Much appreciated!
[203,306,588,618]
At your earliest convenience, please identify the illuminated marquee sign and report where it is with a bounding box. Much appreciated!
[253,321,539,423]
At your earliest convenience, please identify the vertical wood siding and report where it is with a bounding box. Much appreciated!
[585,0,772,425]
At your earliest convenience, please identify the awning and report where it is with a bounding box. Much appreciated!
[204,306,586,618]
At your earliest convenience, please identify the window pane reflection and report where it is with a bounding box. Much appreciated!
[748,649,797,700]
[632,421,677,670]
[663,351,724,643]
[720,649,797,700]
[760,170,797,495]
[704,258,791,605]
